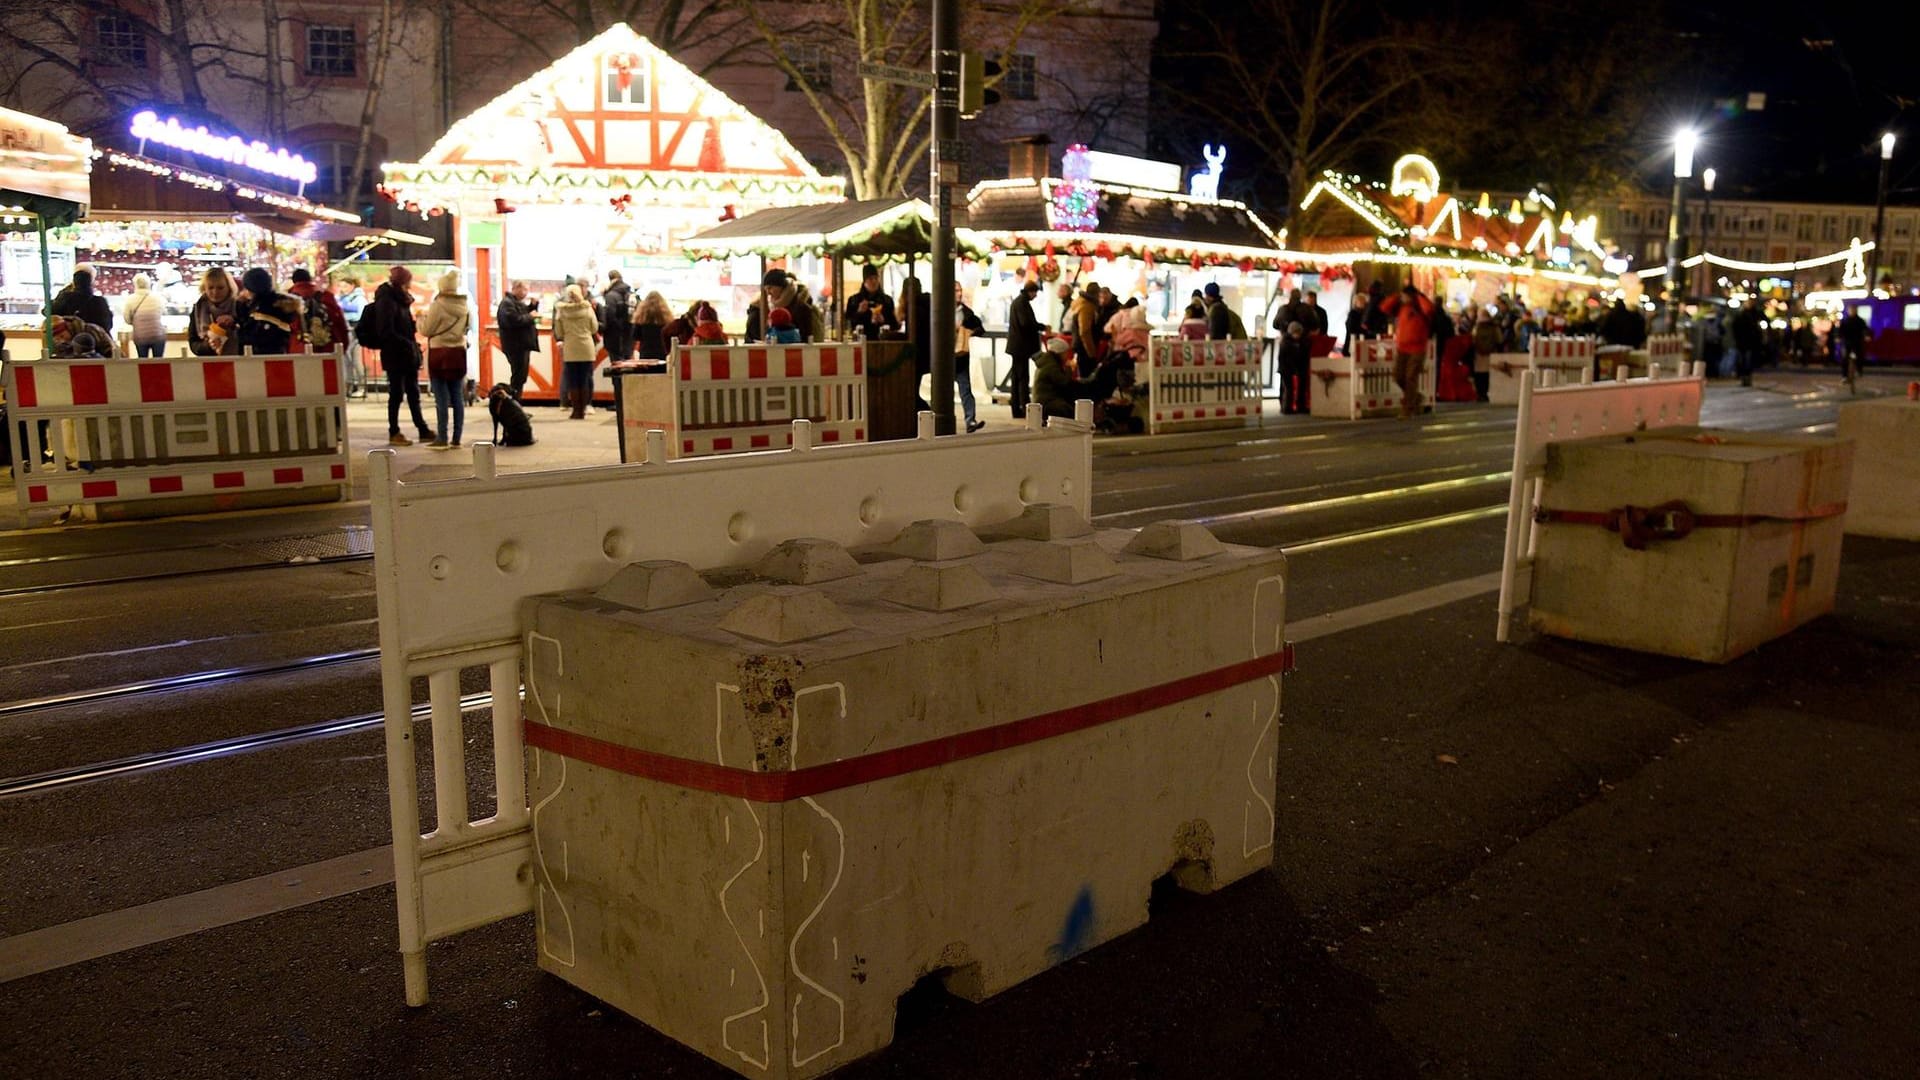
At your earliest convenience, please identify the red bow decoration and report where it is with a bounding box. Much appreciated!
[1095,241,1113,261]
[1080,256,1096,274]
[1238,257,1254,273]
[1144,250,1155,269]
[1044,240,1056,259]
[1190,254,1203,271]
[608,51,640,93]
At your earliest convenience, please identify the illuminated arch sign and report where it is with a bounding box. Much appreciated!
[129,110,319,186]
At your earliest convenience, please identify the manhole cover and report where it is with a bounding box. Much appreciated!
[226,526,373,563]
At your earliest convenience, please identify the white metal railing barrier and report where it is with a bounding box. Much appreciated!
[1140,337,1262,434]
[1645,332,1688,375]
[1308,337,1435,419]
[373,403,1096,1006]
[1495,362,1708,642]
[617,342,866,461]
[4,349,349,512]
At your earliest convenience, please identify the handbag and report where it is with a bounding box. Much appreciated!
[427,345,468,380]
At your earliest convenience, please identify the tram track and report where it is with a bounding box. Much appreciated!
[0,647,380,720]
[0,551,374,599]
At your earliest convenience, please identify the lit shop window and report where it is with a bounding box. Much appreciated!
[307,25,357,78]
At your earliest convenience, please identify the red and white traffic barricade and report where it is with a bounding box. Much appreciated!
[616,343,866,461]
[1308,337,1434,419]
[1140,337,1262,434]
[1644,332,1688,376]
[4,350,349,519]
[1495,363,1706,643]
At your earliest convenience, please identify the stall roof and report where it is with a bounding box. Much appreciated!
[964,178,1312,265]
[681,199,986,261]
[1,106,93,223]
[239,213,433,246]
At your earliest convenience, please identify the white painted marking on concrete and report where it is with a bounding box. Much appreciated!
[789,794,848,1068]
[526,633,576,969]
[0,572,1512,984]
[0,846,393,984]
[714,681,772,1072]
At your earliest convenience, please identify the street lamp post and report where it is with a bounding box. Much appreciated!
[1869,132,1895,296]
[1697,167,1717,300]
[1665,128,1697,331]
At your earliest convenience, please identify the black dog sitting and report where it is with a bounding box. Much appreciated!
[488,383,535,446]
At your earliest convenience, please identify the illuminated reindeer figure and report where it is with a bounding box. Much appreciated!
[1189,144,1226,200]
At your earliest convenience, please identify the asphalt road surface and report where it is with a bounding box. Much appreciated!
[1,373,1915,1079]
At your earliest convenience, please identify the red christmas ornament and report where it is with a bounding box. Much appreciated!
[1027,255,1040,276]
[1144,249,1155,270]
[1095,241,1113,261]
[1044,240,1056,259]
[1190,253,1203,271]
[1238,257,1254,273]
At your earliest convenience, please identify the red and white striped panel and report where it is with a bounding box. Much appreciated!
[1532,336,1595,363]
[1646,334,1686,360]
[11,354,340,410]
[21,456,348,506]
[676,344,865,383]
[1152,403,1255,424]
[1149,340,1260,370]
[678,421,865,458]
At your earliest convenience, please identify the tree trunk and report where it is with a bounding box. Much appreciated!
[160,0,210,112]
[263,0,286,139]
[344,0,397,210]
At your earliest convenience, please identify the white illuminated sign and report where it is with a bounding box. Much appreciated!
[1082,150,1183,193]
[129,109,318,186]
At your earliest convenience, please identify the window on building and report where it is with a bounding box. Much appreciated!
[1774,213,1790,233]
[302,140,374,200]
[305,25,357,78]
[1770,246,1787,261]
[1645,239,1664,262]
[95,15,148,67]
[1795,247,1812,261]
[1624,209,1641,229]
[1895,217,1913,240]
[998,53,1037,101]
[1821,215,1840,242]
[784,44,833,91]
[1747,245,1763,260]
[1844,215,1864,240]
[1749,214,1767,234]
[1796,214,1815,241]
[1651,210,1666,231]
[1894,251,1909,271]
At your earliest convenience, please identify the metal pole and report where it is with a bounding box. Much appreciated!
[1664,178,1686,331]
[928,0,958,435]
[1870,152,1891,294]
[1696,186,1711,301]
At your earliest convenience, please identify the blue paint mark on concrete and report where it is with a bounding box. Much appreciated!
[1053,885,1096,961]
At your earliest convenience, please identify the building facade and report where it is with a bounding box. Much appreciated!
[1597,191,1918,294]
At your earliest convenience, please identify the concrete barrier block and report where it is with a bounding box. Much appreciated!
[990,501,1093,540]
[1124,519,1228,561]
[755,537,862,585]
[1837,398,1920,539]
[1529,429,1853,662]
[889,519,987,561]
[523,526,1288,1078]
[882,560,998,611]
[595,560,715,611]
[716,585,854,643]
[1022,538,1120,584]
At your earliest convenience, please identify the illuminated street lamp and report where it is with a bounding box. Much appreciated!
[1664,128,1698,328]
[1869,132,1896,295]
[1696,167,1717,300]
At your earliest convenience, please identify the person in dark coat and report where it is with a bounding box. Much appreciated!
[745,268,818,343]
[235,267,306,355]
[843,265,897,337]
[1362,280,1391,338]
[599,271,634,362]
[371,266,434,445]
[1600,299,1643,348]
[49,264,113,333]
[1005,278,1043,417]
[1277,320,1311,414]
[1730,299,1765,387]
[495,281,539,401]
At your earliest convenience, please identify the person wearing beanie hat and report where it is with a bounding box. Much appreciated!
[692,302,727,344]
[419,269,472,447]
[236,267,307,355]
[123,272,168,357]
[765,304,802,344]
[287,267,349,358]
[745,266,817,343]
[50,263,113,334]
[372,264,434,444]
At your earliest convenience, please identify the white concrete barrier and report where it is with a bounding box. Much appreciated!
[1495,367,1705,643]
[617,342,867,461]
[4,349,349,517]
[1308,337,1435,419]
[1837,396,1920,539]
[1140,337,1261,434]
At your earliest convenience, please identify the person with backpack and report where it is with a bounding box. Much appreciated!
[288,269,348,358]
[599,270,634,362]
[363,266,435,446]
[1203,282,1247,341]
[121,273,168,357]
[1378,283,1436,418]
[235,267,306,355]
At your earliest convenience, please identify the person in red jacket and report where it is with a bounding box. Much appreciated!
[1378,283,1435,418]
[289,269,349,353]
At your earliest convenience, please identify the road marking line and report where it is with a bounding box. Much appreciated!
[0,570,1509,982]
[0,846,393,984]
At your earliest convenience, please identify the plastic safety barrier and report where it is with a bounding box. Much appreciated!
[1307,337,1435,419]
[372,404,1096,1010]
[1140,337,1262,434]
[1645,332,1688,373]
[616,342,866,461]
[4,349,348,515]
[1488,335,1597,405]
[1495,361,1707,642]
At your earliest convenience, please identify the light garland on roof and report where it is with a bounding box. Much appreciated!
[1298,174,1406,237]
[1634,239,1874,277]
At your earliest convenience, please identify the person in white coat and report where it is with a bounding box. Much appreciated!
[418,270,472,448]
[122,273,168,357]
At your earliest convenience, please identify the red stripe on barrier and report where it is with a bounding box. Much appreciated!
[273,467,304,484]
[81,480,117,499]
[138,363,174,402]
[203,361,237,399]
[213,471,245,489]
[323,358,340,396]
[682,439,695,455]
[28,485,47,503]
[819,348,838,377]
[750,434,771,448]
[748,349,767,380]
[71,364,108,405]
[854,427,864,440]
[680,354,692,381]
[15,366,35,407]
[710,352,730,381]
[265,360,297,397]
[149,476,184,494]
[525,647,1292,802]
[330,464,346,480]
[785,350,804,378]
[853,349,864,375]
[713,436,734,451]
[822,429,840,442]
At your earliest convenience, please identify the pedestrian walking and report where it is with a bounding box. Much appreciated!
[334,276,368,396]
[955,282,986,432]
[1180,301,1210,340]
[600,270,634,362]
[288,268,349,360]
[1277,320,1310,414]
[49,264,112,333]
[1301,290,1330,336]
[420,270,471,448]
[1470,309,1502,402]
[495,281,539,400]
[1730,298,1764,387]
[1005,278,1042,416]
[122,273,167,357]
[553,284,600,419]
[368,266,435,445]
[188,267,240,356]
[1377,283,1434,418]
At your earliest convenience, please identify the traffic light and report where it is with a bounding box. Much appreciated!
[959,52,1001,118]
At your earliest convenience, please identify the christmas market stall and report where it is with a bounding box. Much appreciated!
[379,23,846,403]
[0,106,92,357]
